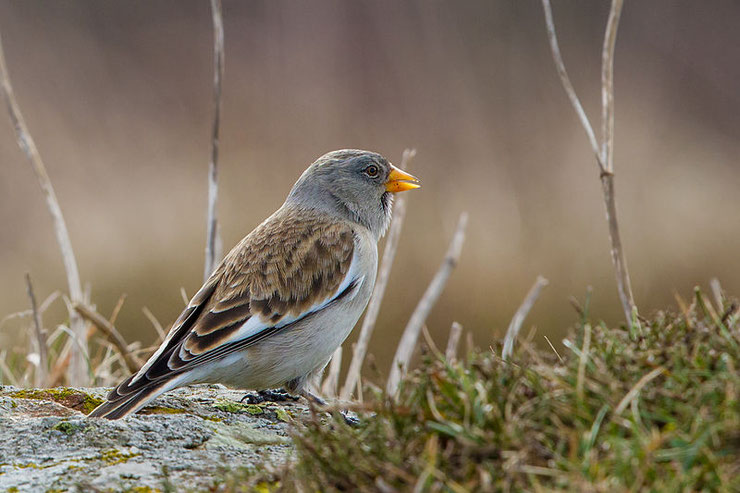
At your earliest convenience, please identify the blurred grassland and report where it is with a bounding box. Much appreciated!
[1,1,740,376]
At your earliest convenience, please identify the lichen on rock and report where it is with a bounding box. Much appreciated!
[0,384,304,491]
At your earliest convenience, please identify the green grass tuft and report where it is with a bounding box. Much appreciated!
[243,290,739,492]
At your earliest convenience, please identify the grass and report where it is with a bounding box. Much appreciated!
[223,288,739,492]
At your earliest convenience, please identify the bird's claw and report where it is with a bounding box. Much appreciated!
[240,389,300,404]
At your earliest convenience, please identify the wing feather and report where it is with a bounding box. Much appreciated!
[106,208,357,405]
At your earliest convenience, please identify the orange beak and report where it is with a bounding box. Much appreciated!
[385,165,420,193]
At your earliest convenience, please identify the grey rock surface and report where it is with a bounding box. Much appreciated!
[0,385,306,492]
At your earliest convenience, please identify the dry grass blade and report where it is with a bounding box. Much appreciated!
[386,211,468,396]
[614,366,666,415]
[502,276,549,361]
[73,303,144,373]
[142,306,166,343]
[321,346,342,398]
[0,28,88,385]
[710,278,724,310]
[204,0,225,280]
[445,321,463,362]
[25,273,48,387]
[341,148,417,400]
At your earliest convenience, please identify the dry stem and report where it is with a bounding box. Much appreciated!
[320,346,342,398]
[386,212,468,396]
[541,0,635,324]
[204,0,225,280]
[0,29,88,385]
[340,149,417,400]
[73,303,144,374]
[502,276,549,361]
[445,321,463,362]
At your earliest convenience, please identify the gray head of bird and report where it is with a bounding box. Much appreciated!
[285,149,420,239]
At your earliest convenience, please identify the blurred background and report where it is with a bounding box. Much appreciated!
[1,1,739,380]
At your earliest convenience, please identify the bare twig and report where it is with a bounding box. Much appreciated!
[600,0,624,173]
[73,303,144,373]
[540,0,602,166]
[204,0,225,280]
[386,212,468,396]
[0,28,88,384]
[541,0,636,324]
[445,321,463,362]
[109,293,127,326]
[502,276,549,361]
[340,149,417,400]
[25,273,48,387]
[320,346,342,398]
[142,306,166,343]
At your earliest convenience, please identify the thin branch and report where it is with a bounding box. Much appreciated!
[25,273,48,387]
[320,346,342,398]
[445,321,463,362]
[0,29,88,385]
[341,148,416,400]
[73,303,144,374]
[142,306,166,343]
[600,0,624,173]
[540,0,604,169]
[204,0,225,280]
[541,0,636,324]
[601,176,635,323]
[386,211,468,396]
[502,276,549,361]
[109,293,127,326]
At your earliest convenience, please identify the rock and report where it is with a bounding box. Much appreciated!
[0,385,307,491]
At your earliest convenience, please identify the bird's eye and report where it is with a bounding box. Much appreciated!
[364,165,379,177]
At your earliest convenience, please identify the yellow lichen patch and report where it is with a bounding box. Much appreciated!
[139,406,187,415]
[8,388,103,415]
[99,449,140,465]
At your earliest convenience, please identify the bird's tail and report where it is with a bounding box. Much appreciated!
[88,374,185,420]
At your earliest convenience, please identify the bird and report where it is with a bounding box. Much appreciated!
[89,149,420,419]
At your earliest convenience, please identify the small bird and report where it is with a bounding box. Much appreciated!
[89,149,419,419]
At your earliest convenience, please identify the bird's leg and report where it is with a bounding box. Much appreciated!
[240,388,300,404]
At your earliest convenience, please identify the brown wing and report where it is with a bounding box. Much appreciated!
[99,208,356,408]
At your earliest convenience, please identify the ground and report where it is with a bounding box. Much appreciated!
[0,385,304,492]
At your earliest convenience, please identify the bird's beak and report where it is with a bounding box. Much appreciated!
[385,165,420,193]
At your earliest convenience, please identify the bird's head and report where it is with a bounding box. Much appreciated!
[286,149,420,238]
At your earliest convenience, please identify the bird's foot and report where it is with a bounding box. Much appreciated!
[240,388,300,404]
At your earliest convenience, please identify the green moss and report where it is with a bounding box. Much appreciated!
[99,449,140,465]
[8,388,103,415]
[214,401,264,415]
[7,487,19,493]
[140,406,187,415]
[52,421,83,435]
[274,407,291,423]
